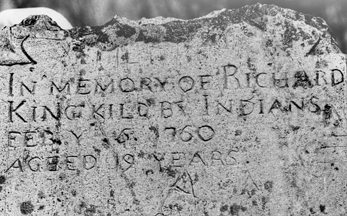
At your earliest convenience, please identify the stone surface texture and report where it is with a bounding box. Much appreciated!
[0,3,346,216]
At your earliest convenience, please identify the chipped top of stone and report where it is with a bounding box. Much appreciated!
[0,3,342,54]
[110,3,332,31]
[132,8,228,25]
[114,4,327,29]
[71,3,340,52]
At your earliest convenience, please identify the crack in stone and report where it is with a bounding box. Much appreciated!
[20,35,37,65]
[0,35,37,66]
[305,37,321,57]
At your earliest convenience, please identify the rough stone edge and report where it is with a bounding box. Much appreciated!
[0,3,343,65]
[67,3,341,53]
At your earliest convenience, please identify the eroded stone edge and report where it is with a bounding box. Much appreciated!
[68,3,340,52]
[0,3,343,66]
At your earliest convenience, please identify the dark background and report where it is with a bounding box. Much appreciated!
[1,0,347,53]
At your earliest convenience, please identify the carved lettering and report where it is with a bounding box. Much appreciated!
[223,64,240,89]
[160,101,172,118]
[47,156,59,171]
[114,128,132,144]
[178,76,195,92]
[171,152,185,167]
[64,104,83,120]
[140,77,153,92]
[289,99,304,112]
[28,157,41,172]
[77,77,92,95]
[95,79,114,94]
[315,70,328,86]
[308,96,321,114]
[83,155,97,170]
[8,131,21,147]
[66,156,78,170]
[20,81,36,95]
[92,104,105,119]
[216,99,233,114]
[331,69,344,86]
[240,97,255,116]
[122,154,134,173]
[189,152,206,166]
[197,125,215,141]
[199,75,212,90]
[154,77,168,91]
[180,125,193,142]
[119,77,135,92]
[24,131,37,147]
[5,159,23,172]
[272,73,288,88]
[138,102,149,117]
[211,150,225,165]
[255,73,267,88]
[42,103,61,121]
[9,73,14,96]
[120,103,133,119]
[8,100,27,122]
[51,81,71,94]
[268,99,284,113]
[292,71,313,89]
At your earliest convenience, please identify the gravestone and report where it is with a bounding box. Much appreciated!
[0,3,346,216]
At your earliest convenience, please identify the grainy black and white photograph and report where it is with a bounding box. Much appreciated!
[0,0,346,215]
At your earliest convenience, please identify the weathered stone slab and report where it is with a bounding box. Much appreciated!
[0,3,346,215]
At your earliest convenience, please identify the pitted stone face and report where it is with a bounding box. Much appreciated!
[0,3,346,216]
